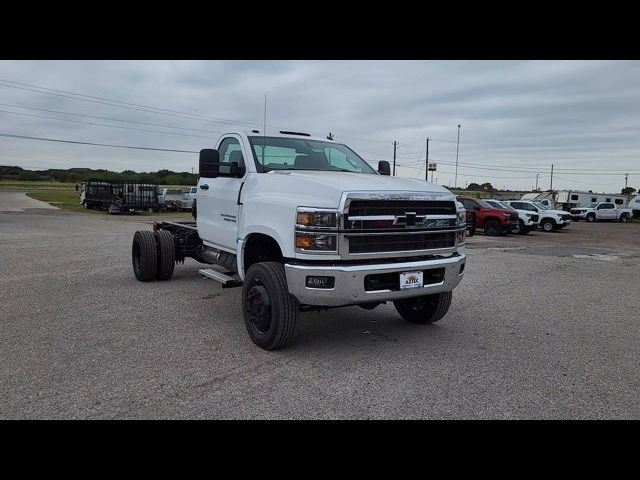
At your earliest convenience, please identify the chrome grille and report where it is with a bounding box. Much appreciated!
[341,196,460,256]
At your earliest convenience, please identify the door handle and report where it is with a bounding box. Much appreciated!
[200,184,209,190]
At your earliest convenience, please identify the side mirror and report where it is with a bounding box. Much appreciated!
[199,149,220,178]
[229,161,245,177]
[378,160,391,176]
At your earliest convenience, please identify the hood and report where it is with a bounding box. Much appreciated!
[247,170,456,208]
[545,209,569,216]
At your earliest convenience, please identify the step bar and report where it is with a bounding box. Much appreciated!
[199,268,243,288]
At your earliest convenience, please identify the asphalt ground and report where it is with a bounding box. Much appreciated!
[1,192,639,419]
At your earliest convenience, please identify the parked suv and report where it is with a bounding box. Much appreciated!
[506,200,571,232]
[457,196,519,235]
[484,199,539,234]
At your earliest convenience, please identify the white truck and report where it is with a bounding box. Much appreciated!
[131,131,467,350]
[504,200,571,232]
[570,202,632,222]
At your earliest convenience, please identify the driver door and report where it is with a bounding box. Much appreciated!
[197,136,247,253]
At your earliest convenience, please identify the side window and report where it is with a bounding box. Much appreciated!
[217,137,245,176]
[461,199,476,210]
[510,202,522,210]
[571,194,579,200]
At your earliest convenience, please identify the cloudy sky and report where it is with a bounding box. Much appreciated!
[1,60,639,192]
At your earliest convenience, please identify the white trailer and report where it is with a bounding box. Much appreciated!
[521,190,628,211]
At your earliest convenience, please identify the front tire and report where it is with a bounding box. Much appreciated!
[511,220,522,235]
[586,213,595,222]
[132,231,158,281]
[242,262,298,350]
[394,291,452,325]
[540,219,556,232]
[483,219,501,236]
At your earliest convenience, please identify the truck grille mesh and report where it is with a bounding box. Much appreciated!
[346,200,456,217]
[348,231,456,254]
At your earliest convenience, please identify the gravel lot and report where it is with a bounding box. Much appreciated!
[1,194,639,419]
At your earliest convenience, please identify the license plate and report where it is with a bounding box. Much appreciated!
[400,271,423,290]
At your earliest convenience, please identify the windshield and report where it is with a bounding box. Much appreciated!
[248,136,377,174]
[476,199,494,209]
[586,203,598,208]
[534,202,549,210]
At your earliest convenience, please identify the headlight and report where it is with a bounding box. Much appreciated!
[295,232,337,251]
[296,208,338,229]
[456,210,465,225]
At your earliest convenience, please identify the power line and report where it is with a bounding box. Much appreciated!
[0,109,216,139]
[0,102,223,135]
[0,78,395,145]
[0,133,198,153]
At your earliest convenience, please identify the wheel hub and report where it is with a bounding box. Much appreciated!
[245,284,271,333]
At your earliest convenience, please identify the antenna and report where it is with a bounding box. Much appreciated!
[262,92,267,166]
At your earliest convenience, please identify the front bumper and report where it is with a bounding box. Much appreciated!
[284,254,466,307]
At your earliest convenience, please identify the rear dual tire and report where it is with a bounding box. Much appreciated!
[132,230,175,282]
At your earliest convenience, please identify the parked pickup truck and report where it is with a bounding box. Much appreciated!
[505,200,571,232]
[484,199,538,234]
[456,195,519,235]
[130,131,467,350]
[157,188,184,211]
[570,202,632,223]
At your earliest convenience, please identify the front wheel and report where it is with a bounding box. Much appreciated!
[586,213,595,222]
[511,220,522,235]
[483,219,501,236]
[394,291,452,325]
[242,262,298,350]
[540,219,556,232]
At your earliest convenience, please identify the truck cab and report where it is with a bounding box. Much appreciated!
[132,131,467,350]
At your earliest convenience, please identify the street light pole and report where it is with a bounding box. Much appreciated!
[454,124,461,188]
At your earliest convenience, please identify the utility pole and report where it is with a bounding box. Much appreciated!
[455,124,461,188]
[393,141,397,176]
[425,137,430,182]
[535,173,539,191]
[625,173,629,189]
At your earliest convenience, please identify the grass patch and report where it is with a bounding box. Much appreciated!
[0,180,77,190]
[26,189,87,212]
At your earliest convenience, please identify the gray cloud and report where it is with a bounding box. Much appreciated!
[0,60,639,192]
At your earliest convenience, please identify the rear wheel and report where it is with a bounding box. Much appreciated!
[620,214,629,223]
[394,291,452,324]
[155,230,175,280]
[242,262,298,350]
[132,231,158,281]
[483,219,501,236]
